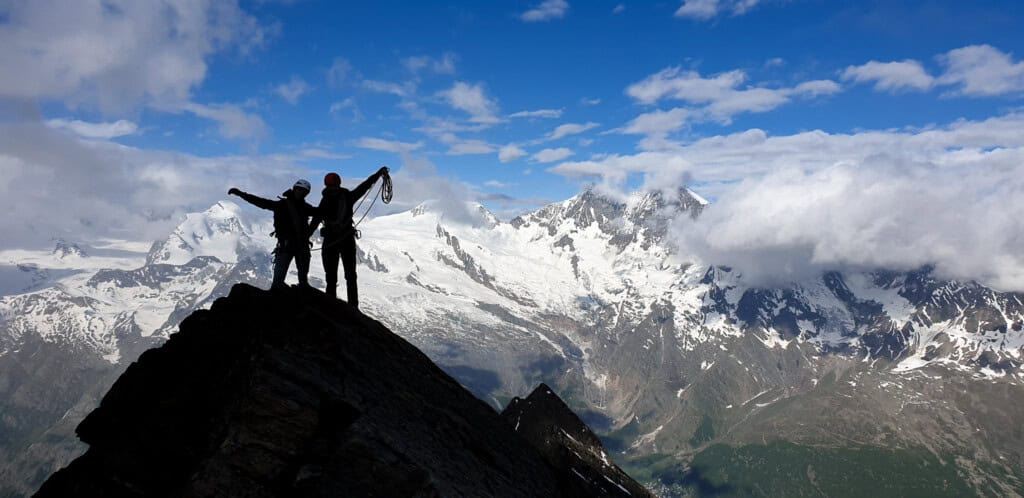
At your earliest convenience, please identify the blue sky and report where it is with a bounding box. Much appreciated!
[3,0,1024,288]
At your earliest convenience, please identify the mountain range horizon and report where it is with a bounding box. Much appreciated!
[1,184,1023,497]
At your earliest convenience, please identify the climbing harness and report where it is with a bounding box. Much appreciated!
[312,168,392,252]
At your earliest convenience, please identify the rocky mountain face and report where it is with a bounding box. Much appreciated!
[3,187,1024,496]
[35,284,645,498]
[502,383,655,498]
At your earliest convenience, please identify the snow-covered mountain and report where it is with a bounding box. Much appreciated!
[2,189,1023,496]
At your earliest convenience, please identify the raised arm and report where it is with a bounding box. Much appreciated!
[349,167,388,204]
[228,188,277,211]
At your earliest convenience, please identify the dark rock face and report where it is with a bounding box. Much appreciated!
[35,284,650,498]
[502,384,656,498]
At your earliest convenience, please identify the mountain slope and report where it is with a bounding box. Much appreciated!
[3,188,1024,496]
[34,284,648,498]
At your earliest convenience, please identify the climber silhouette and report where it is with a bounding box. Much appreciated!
[309,167,389,308]
[228,180,317,290]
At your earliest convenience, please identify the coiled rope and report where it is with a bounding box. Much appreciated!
[313,168,392,251]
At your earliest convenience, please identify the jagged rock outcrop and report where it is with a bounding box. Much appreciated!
[503,384,656,498]
[34,284,652,498]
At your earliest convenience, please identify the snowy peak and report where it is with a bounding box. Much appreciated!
[407,200,499,229]
[513,186,705,240]
[145,201,257,266]
[52,239,87,259]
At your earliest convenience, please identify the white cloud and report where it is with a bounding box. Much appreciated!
[791,80,842,97]
[842,60,935,92]
[938,44,1024,97]
[46,118,139,139]
[499,144,528,163]
[0,0,270,112]
[520,0,570,22]
[626,67,840,123]
[362,79,414,97]
[550,113,1024,290]
[327,57,353,87]
[182,102,268,140]
[354,137,423,153]
[447,139,495,156]
[675,0,762,20]
[373,155,484,226]
[439,82,500,123]
[484,180,512,188]
[549,122,600,140]
[613,4,626,14]
[299,148,348,160]
[675,0,720,20]
[510,109,563,119]
[533,147,574,163]
[402,53,457,75]
[581,97,602,106]
[275,76,311,104]
[621,108,692,136]
[0,121,303,248]
[329,98,354,113]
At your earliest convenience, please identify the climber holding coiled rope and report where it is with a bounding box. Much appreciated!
[309,166,392,308]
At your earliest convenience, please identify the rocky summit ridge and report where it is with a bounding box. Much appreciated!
[34,284,651,498]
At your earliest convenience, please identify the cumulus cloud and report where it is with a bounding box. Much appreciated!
[0,0,270,112]
[675,0,720,20]
[45,118,139,139]
[533,147,574,163]
[839,45,1024,97]
[362,79,414,97]
[499,144,528,163]
[275,77,311,104]
[354,137,423,153]
[0,121,303,249]
[327,57,353,87]
[510,109,563,119]
[439,82,500,123]
[371,154,484,226]
[551,113,1024,290]
[621,108,692,136]
[446,139,495,156]
[621,67,839,149]
[675,0,761,20]
[619,108,693,151]
[842,60,935,92]
[520,0,570,22]
[402,53,457,75]
[938,44,1024,97]
[626,67,839,121]
[181,102,268,140]
[548,122,600,140]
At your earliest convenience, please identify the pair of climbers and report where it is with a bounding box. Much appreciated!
[228,166,389,308]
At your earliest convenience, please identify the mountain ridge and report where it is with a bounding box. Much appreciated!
[34,283,651,498]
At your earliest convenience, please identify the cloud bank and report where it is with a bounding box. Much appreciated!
[0,0,270,111]
[551,113,1024,291]
[0,121,303,249]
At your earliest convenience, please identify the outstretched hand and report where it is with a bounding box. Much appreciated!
[228,187,241,196]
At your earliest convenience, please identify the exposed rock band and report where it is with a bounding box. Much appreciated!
[228,166,389,308]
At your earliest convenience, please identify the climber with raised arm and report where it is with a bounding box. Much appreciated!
[228,180,317,290]
[309,167,390,307]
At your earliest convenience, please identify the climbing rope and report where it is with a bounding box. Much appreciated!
[312,168,392,251]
